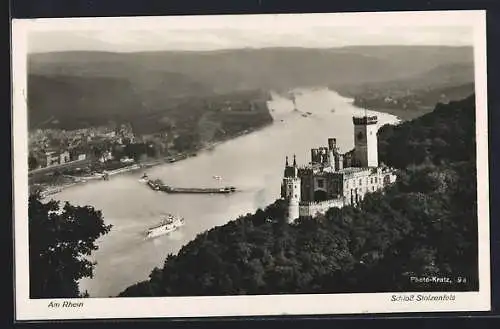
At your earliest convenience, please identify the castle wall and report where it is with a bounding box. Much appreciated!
[341,167,397,205]
[298,169,314,202]
[299,199,344,218]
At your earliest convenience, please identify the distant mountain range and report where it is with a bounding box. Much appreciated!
[28,46,474,129]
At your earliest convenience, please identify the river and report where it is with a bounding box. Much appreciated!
[52,88,399,297]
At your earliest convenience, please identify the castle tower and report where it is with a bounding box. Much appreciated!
[327,138,336,151]
[353,115,378,167]
[327,138,345,171]
[281,155,301,223]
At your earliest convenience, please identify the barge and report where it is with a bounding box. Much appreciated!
[161,186,237,194]
[146,178,237,194]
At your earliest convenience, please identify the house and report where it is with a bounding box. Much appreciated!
[59,151,70,164]
[45,151,60,167]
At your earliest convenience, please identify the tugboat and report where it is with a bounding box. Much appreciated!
[146,214,185,239]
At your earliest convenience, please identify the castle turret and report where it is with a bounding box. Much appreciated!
[335,153,344,171]
[281,154,301,223]
[284,176,301,223]
[353,115,378,167]
[284,154,298,178]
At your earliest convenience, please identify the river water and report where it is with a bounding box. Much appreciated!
[52,88,399,297]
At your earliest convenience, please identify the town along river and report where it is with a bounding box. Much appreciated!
[52,88,400,297]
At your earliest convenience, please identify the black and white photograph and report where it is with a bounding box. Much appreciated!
[12,10,490,320]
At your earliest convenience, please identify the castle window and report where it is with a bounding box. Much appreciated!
[372,186,375,191]
[317,179,324,188]
[370,177,373,184]
[294,194,297,198]
[374,177,378,184]
[359,179,362,186]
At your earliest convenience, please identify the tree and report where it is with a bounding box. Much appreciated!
[173,132,199,152]
[28,154,38,170]
[28,193,112,298]
[124,143,149,161]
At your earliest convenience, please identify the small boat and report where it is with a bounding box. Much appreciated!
[139,173,149,182]
[306,111,312,115]
[301,113,308,117]
[213,175,222,180]
[146,214,185,239]
[147,179,162,191]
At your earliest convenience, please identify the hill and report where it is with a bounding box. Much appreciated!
[377,94,476,169]
[118,94,478,297]
[350,82,475,121]
[28,46,473,129]
[336,62,474,120]
[29,46,474,86]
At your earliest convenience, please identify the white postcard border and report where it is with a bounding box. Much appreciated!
[12,10,490,321]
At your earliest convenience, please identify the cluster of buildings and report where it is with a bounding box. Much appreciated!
[281,114,397,222]
[44,150,86,167]
[28,124,137,171]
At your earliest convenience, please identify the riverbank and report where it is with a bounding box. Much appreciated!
[350,101,431,121]
[39,164,142,199]
[334,87,472,122]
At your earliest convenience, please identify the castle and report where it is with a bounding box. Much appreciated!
[281,115,397,222]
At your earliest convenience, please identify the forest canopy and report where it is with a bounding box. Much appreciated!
[29,194,112,298]
[119,94,478,297]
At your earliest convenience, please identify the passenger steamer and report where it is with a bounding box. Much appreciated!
[146,214,185,239]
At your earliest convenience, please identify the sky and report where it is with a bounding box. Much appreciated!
[22,11,478,53]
